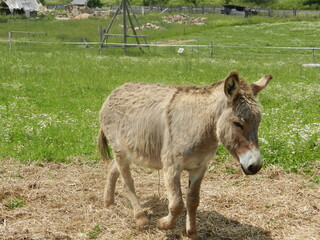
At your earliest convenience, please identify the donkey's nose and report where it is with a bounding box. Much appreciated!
[247,163,262,175]
[239,149,262,175]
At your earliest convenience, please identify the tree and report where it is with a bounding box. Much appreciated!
[243,0,277,6]
[87,0,103,8]
[303,0,320,5]
[184,0,204,6]
[303,0,320,9]
[142,0,170,6]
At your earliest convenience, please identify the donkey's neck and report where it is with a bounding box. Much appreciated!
[210,84,228,119]
[173,80,228,123]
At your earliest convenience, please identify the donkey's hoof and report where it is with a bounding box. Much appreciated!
[135,212,148,226]
[187,233,201,240]
[136,217,149,226]
[105,200,116,208]
[187,229,200,239]
[157,216,174,230]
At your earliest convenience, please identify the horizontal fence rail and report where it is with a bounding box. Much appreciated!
[1,38,319,58]
[1,39,319,50]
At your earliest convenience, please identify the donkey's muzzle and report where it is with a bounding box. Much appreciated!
[241,163,262,175]
[248,163,262,174]
[239,149,262,175]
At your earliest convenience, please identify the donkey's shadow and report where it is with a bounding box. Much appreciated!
[142,196,272,240]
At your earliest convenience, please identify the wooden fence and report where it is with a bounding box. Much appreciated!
[45,4,320,18]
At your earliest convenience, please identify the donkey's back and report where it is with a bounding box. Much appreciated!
[99,82,176,169]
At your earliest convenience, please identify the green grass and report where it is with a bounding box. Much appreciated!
[87,225,102,239]
[0,14,319,177]
[6,197,27,210]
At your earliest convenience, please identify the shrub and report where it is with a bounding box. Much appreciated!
[87,0,103,8]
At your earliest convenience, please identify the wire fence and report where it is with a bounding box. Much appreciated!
[0,30,319,60]
[1,38,319,61]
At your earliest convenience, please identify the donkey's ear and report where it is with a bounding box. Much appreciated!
[224,71,240,101]
[251,74,273,96]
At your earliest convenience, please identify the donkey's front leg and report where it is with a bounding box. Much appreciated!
[157,165,184,230]
[186,167,207,239]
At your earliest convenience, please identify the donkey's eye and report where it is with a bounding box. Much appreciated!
[233,122,244,130]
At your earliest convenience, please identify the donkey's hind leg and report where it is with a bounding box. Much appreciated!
[115,154,149,226]
[104,159,120,207]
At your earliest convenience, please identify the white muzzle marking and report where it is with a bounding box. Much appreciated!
[239,149,262,175]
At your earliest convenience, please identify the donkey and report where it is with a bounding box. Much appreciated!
[98,71,272,239]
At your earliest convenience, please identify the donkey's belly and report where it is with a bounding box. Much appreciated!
[125,149,163,170]
[183,149,217,171]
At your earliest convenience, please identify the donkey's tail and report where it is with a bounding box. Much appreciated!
[98,129,112,162]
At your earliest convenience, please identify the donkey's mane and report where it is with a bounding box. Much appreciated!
[174,77,255,97]
[175,80,224,94]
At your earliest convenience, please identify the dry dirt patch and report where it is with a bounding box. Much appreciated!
[152,39,198,45]
[0,159,319,240]
[163,14,207,25]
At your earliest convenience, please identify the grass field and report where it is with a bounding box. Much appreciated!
[0,14,319,178]
[0,13,319,240]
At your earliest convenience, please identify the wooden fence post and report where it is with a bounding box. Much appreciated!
[197,38,199,56]
[312,47,315,60]
[98,26,103,55]
[8,32,12,52]
[123,0,127,55]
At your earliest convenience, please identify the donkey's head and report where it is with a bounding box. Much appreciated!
[217,71,272,175]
